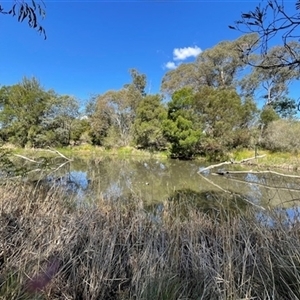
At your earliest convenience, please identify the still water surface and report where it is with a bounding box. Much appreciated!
[45,156,300,210]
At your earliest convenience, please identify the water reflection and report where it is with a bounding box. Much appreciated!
[35,156,300,209]
[166,188,249,221]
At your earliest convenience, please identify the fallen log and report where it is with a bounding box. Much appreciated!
[198,155,266,173]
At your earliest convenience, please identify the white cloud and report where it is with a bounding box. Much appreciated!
[173,46,202,61]
[165,61,177,70]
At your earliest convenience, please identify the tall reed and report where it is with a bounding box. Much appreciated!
[1,181,300,299]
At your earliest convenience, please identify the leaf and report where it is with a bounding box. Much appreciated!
[228,25,236,30]
[28,7,37,27]
[32,0,36,10]
[11,4,16,16]
[268,0,274,9]
[247,22,259,26]
[18,6,24,21]
[242,13,252,19]
[38,5,46,19]
[20,10,28,23]
[296,0,300,10]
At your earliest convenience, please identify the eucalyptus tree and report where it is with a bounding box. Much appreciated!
[194,86,258,157]
[272,96,298,119]
[161,34,258,95]
[39,95,80,146]
[0,77,56,147]
[89,69,146,147]
[240,44,300,108]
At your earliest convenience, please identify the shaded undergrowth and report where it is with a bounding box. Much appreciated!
[1,181,300,299]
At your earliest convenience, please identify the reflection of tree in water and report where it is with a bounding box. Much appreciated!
[166,188,249,221]
[28,156,300,212]
[84,157,175,202]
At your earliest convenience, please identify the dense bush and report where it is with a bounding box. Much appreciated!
[262,119,300,152]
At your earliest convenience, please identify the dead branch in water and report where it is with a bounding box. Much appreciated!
[213,170,300,179]
[13,154,39,163]
[198,155,266,173]
[198,172,266,210]
[46,147,73,161]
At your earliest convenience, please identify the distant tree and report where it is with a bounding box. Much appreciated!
[194,87,258,157]
[0,77,55,147]
[0,0,46,38]
[88,94,112,145]
[133,94,167,150]
[125,68,147,97]
[161,34,257,95]
[70,118,91,144]
[240,45,300,106]
[89,69,146,147]
[259,105,280,129]
[0,78,82,147]
[40,95,80,146]
[272,96,298,118]
[94,90,136,147]
[162,88,202,159]
[231,0,300,70]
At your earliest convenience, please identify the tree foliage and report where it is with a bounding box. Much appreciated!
[89,69,146,147]
[232,0,300,69]
[133,94,167,150]
[240,45,300,106]
[163,88,202,159]
[1,30,298,159]
[194,87,258,158]
[0,0,46,38]
[272,96,298,118]
[0,77,81,147]
[41,95,80,146]
[0,77,55,147]
[161,34,258,95]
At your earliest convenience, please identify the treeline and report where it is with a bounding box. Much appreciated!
[0,34,299,159]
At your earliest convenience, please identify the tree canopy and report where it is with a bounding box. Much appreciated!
[161,34,258,95]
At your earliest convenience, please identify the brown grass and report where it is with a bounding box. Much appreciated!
[1,181,300,299]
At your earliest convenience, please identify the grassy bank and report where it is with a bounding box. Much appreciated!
[3,144,167,162]
[1,181,300,299]
[232,148,300,170]
[6,144,300,167]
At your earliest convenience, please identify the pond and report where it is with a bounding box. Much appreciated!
[34,156,300,210]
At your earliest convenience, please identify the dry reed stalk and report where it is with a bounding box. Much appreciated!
[1,181,300,299]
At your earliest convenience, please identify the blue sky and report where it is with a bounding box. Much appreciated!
[0,0,298,106]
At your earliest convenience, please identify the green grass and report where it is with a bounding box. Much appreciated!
[232,148,300,169]
[4,143,300,170]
